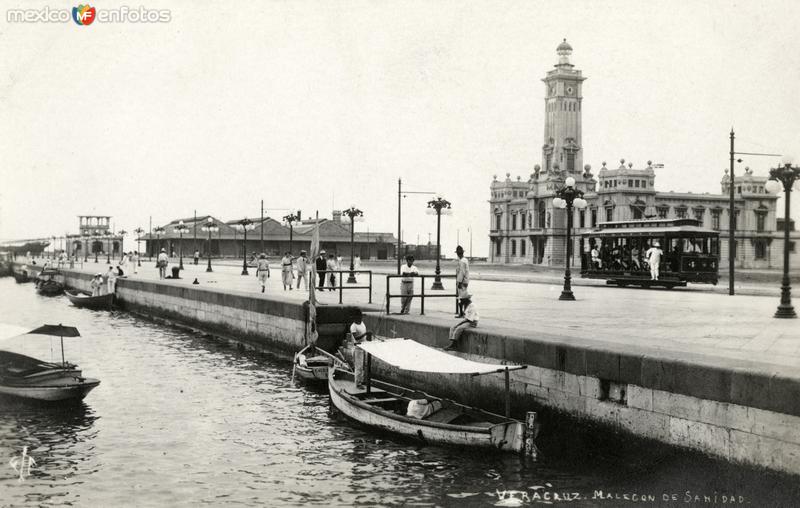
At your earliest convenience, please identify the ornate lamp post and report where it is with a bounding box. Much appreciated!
[94,229,100,263]
[342,206,364,283]
[117,230,127,261]
[201,218,219,273]
[82,231,91,262]
[283,211,301,254]
[133,227,144,265]
[233,218,255,275]
[426,196,452,290]
[153,226,166,259]
[173,221,189,270]
[765,159,800,319]
[105,231,113,264]
[553,176,588,301]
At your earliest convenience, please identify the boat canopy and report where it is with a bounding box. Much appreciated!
[357,338,525,376]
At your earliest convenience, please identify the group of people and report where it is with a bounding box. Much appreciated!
[588,240,664,280]
[90,265,121,296]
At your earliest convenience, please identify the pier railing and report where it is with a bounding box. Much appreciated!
[314,270,373,304]
[385,274,458,315]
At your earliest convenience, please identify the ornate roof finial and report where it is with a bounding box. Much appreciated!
[628,162,633,169]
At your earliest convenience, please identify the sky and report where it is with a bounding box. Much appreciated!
[1,0,799,257]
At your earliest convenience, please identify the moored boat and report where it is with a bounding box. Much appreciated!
[328,338,538,454]
[34,269,65,296]
[65,290,114,310]
[0,324,100,403]
[293,344,333,383]
[12,267,30,283]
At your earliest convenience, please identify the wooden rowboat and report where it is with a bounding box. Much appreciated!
[293,344,333,383]
[65,290,114,310]
[328,338,538,455]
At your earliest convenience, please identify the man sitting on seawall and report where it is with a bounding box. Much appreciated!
[445,294,478,351]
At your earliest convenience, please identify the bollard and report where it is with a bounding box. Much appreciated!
[524,411,539,458]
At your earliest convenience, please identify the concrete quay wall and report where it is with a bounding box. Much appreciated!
[15,263,800,476]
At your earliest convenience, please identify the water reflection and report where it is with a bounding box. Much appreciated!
[1,278,799,506]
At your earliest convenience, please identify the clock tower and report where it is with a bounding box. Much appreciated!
[542,39,586,175]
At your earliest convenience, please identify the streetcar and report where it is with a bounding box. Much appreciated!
[579,218,719,288]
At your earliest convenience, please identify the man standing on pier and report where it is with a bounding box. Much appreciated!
[455,245,470,317]
[280,251,294,290]
[157,248,169,279]
[256,253,270,293]
[296,250,309,290]
[315,250,327,291]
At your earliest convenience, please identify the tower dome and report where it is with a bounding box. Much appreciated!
[556,38,573,66]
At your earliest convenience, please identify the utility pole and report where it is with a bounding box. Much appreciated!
[397,179,402,275]
[728,129,782,296]
[260,199,264,254]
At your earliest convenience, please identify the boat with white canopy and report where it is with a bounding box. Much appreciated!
[328,337,539,455]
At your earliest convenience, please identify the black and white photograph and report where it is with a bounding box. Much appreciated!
[1,1,799,506]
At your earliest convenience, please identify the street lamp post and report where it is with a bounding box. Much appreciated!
[173,221,189,270]
[133,227,144,265]
[94,229,100,263]
[342,206,364,283]
[283,211,301,254]
[553,176,588,301]
[153,226,166,260]
[233,218,255,275]
[426,197,452,290]
[118,230,127,261]
[83,231,91,262]
[106,232,113,264]
[765,160,800,319]
[201,218,218,273]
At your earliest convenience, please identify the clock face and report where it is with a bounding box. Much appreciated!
[566,86,574,95]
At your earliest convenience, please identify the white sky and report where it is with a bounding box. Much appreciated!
[1,0,799,256]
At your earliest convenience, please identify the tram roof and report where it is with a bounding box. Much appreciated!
[582,225,720,237]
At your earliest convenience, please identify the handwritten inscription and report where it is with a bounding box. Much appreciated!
[9,446,36,482]
[491,487,747,505]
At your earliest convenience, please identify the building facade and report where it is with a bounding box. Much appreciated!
[143,211,396,260]
[489,40,796,269]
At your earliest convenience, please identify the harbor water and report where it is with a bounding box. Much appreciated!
[0,278,797,507]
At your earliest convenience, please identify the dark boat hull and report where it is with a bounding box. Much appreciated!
[36,281,64,296]
[65,290,114,310]
[0,379,100,402]
[12,271,29,283]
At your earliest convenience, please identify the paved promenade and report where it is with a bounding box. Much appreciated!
[39,256,800,372]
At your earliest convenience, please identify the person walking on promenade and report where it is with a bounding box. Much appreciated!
[399,255,419,314]
[256,253,270,293]
[157,248,169,280]
[120,252,129,276]
[280,251,295,291]
[90,273,103,296]
[454,245,470,317]
[106,266,117,294]
[315,250,327,291]
[132,251,139,274]
[327,253,338,291]
[445,294,478,350]
[193,250,200,265]
[645,241,663,280]
[295,250,309,290]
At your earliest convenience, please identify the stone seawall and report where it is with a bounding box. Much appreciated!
[14,263,800,476]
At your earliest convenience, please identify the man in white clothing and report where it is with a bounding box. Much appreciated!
[454,245,470,317]
[645,241,663,280]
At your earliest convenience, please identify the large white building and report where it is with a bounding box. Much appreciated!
[488,40,797,269]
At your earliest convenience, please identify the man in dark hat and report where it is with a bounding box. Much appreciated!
[315,250,327,291]
[454,245,470,317]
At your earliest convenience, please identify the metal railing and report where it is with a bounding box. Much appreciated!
[385,274,458,315]
[313,270,373,304]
